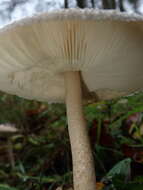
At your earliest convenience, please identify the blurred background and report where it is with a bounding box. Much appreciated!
[0,1,143,190]
[0,0,143,26]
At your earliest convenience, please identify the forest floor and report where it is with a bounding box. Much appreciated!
[0,91,143,190]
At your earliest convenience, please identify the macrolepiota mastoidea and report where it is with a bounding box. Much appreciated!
[0,9,143,190]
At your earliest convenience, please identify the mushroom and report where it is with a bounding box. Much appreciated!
[0,124,18,170]
[0,9,143,190]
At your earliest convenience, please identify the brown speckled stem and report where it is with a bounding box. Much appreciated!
[64,71,96,190]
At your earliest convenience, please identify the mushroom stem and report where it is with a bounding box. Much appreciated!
[64,71,96,190]
[7,139,15,170]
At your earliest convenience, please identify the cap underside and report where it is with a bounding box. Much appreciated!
[0,9,143,102]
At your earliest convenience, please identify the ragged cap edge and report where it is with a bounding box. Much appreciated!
[0,8,143,33]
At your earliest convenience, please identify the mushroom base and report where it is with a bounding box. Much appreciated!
[64,71,96,190]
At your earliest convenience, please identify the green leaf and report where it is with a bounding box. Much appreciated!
[123,184,143,190]
[0,184,18,190]
[133,176,143,183]
[106,158,131,178]
[112,175,143,190]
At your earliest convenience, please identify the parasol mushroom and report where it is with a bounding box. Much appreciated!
[0,9,143,190]
[0,124,18,170]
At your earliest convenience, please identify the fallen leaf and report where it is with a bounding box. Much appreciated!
[96,182,105,190]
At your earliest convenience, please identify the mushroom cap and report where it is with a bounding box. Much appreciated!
[0,9,143,102]
[0,124,18,136]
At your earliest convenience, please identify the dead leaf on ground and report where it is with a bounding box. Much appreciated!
[96,182,105,190]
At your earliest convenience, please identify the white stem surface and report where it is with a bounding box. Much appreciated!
[64,71,96,190]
